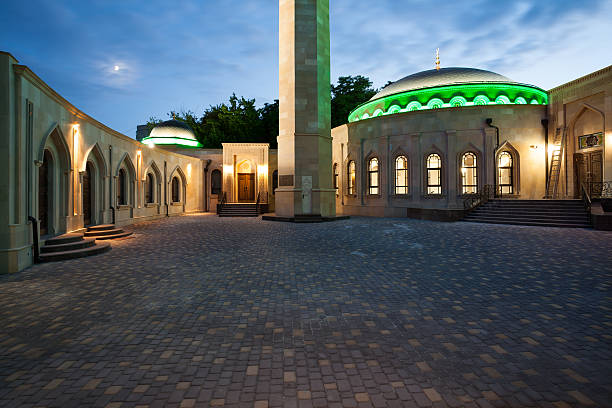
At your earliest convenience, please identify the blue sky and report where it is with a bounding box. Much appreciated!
[1,0,611,136]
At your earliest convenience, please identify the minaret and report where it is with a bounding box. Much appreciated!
[275,0,335,218]
[435,48,440,71]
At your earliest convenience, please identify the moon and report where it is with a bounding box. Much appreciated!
[113,65,120,71]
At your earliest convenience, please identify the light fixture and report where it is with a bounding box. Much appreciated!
[529,145,539,151]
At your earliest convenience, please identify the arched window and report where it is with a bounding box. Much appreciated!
[348,161,356,195]
[395,156,408,195]
[498,152,514,194]
[461,152,478,194]
[426,154,442,195]
[145,173,154,204]
[172,177,180,203]
[368,158,379,195]
[272,170,278,195]
[333,164,338,190]
[211,169,221,195]
[118,168,127,205]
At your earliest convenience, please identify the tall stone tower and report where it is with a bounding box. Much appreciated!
[275,0,335,219]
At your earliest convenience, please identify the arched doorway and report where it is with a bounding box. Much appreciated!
[83,162,94,226]
[38,150,52,236]
[571,107,604,197]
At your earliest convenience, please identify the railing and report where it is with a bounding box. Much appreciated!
[586,181,612,199]
[463,184,496,211]
[255,192,261,215]
[580,182,592,224]
[217,192,227,214]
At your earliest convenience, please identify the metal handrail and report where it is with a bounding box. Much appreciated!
[218,192,227,214]
[255,192,261,215]
[580,182,592,224]
[463,184,495,211]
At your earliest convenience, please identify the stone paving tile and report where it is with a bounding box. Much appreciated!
[0,214,611,407]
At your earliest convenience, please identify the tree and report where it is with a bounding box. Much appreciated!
[331,75,376,128]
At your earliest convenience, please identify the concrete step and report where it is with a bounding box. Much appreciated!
[463,218,592,228]
[470,210,589,219]
[464,216,589,225]
[87,224,116,232]
[41,238,96,253]
[84,228,125,237]
[89,231,133,240]
[45,233,84,246]
[39,242,111,262]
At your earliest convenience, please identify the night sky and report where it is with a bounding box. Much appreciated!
[1,0,610,136]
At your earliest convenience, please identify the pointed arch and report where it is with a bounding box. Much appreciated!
[115,151,136,178]
[115,152,136,207]
[496,141,520,195]
[37,123,71,170]
[143,160,162,205]
[81,142,108,174]
[457,143,483,195]
[169,165,187,205]
[423,145,445,196]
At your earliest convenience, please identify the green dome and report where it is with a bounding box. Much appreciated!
[142,119,202,148]
[348,67,547,123]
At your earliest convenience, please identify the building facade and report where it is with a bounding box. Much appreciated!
[1,49,610,273]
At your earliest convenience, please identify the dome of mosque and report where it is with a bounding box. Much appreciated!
[142,119,202,148]
[348,67,547,123]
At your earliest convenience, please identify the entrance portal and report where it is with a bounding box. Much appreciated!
[238,173,255,202]
[38,150,52,236]
[574,151,603,197]
[83,162,93,226]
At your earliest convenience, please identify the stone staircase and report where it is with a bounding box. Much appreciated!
[40,233,111,262]
[463,199,591,228]
[218,203,266,217]
[84,224,132,240]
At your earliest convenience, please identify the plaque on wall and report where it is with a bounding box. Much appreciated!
[279,175,294,186]
[578,132,603,149]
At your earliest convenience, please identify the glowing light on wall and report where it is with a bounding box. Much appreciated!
[72,125,79,216]
[348,83,548,123]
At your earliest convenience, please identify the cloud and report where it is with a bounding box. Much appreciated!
[0,0,609,134]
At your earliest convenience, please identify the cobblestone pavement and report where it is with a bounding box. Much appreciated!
[1,214,611,408]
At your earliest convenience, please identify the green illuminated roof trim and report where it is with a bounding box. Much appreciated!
[449,96,467,107]
[348,82,548,123]
[495,95,511,104]
[515,96,527,104]
[141,136,203,148]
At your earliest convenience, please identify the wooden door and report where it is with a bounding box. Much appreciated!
[38,151,50,236]
[83,163,92,226]
[238,173,255,202]
[574,151,603,197]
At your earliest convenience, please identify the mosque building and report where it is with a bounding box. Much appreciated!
[0,48,610,273]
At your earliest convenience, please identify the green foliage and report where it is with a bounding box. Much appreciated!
[146,75,376,148]
[147,95,279,149]
[331,75,376,128]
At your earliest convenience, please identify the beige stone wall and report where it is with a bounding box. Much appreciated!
[547,65,611,198]
[332,104,548,216]
[0,52,206,273]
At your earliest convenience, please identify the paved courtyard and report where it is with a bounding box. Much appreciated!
[1,215,611,408]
